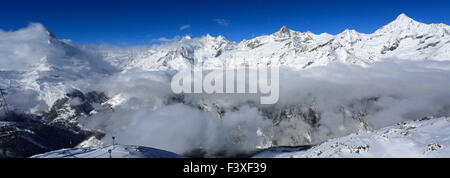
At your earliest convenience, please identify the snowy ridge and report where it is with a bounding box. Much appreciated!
[253,117,450,158]
[31,144,184,158]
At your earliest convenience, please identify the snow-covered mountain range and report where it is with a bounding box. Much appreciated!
[2,13,450,158]
[1,13,449,108]
[105,13,450,71]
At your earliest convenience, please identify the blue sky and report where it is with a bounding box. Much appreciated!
[1,0,449,46]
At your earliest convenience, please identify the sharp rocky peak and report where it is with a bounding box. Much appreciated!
[278,26,291,34]
[273,26,294,38]
[202,34,228,42]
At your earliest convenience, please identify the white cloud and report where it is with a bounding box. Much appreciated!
[4,23,450,157]
[0,23,51,71]
[213,18,230,26]
[151,36,181,43]
[80,59,450,156]
[179,25,191,31]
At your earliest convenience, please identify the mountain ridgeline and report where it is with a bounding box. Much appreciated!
[1,14,450,157]
[104,13,450,71]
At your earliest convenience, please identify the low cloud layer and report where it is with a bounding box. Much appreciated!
[2,23,450,157]
[80,59,450,156]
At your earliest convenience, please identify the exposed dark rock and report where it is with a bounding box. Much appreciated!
[0,89,109,157]
[164,94,185,105]
[214,49,223,57]
[1,112,104,158]
[417,41,440,50]
[246,40,264,49]
[302,61,314,69]
[381,40,400,54]
[309,39,334,52]
[43,89,109,129]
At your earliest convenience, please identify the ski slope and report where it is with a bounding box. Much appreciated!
[31,144,184,158]
[253,117,450,158]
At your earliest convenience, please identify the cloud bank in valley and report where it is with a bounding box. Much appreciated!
[2,23,450,157]
[80,59,450,156]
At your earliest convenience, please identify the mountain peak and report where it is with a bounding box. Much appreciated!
[341,29,358,34]
[338,29,361,37]
[392,13,415,24]
[45,28,57,38]
[396,13,412,21]
[375,13,422,34]
[183,35,192,40]
[277,26,291,34]
[273,26,293,38]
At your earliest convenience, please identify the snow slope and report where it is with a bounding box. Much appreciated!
[32,117,450,158]
[31,144,184,158]
[253,117,450,158]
